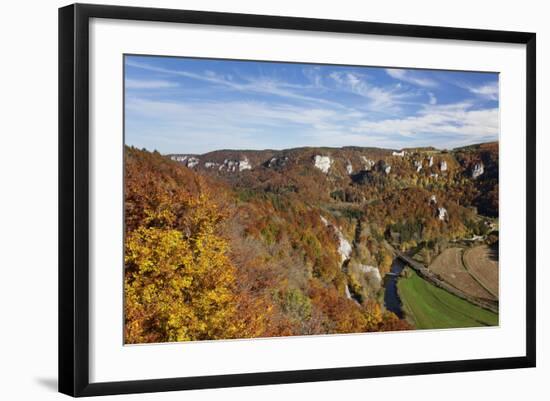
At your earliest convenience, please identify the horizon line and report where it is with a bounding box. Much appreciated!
[126,140,498,156]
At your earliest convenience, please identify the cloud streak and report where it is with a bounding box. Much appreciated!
[352,102,498,147]
[125,79,178,89]
[126,96,498,153]
[329,71,419,113]
[386,68,438,88]
[466,82,499,100]
[126,59,346,109]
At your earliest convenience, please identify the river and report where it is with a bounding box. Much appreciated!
[383,258,407,318]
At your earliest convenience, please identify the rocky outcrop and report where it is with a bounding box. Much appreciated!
[428,156,434,167]
[187,157,200,168]
[320,216,352,263]
[440,160,448,172]
[345,285,353,300]
[384,165,392,175]
[171,155,199,168]
[472,162,484,179]
[216,158,253,172]
[220,159,238,172]
[338,235,353,263]
[392,150,405,157]
[430,195,437,204]
[346,161,353,175]
[438,207,448,221]
[204,161,219,169]
[358,264,382,285]
[414,160,423,172]
[361,157,376,171]
[238,157,252,172]
[267,156,289,169]
[314,155,332,174]
[171,155,188,163]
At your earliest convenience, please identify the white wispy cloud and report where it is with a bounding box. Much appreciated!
[125,96,355,152]
[466,81,499,100]
[127,60,227,85]
[126,60,344,109]
[302,66,324,88]
[125,79,178,89]
[329,71,417,112]
[126,95,497,153]
[127,97,353,131]
[352,101,498,145]
[386,68,438,88]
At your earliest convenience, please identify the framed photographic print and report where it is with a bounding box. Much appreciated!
[58,3,536,397]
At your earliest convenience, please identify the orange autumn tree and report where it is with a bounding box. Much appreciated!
[124,148,240,343]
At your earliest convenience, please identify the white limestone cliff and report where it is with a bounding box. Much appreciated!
[239,157,252,171]
[204,161,219,169]
[438,207,448,221]
[314,155,333,174]
[187,157,200,168]
[361,157,375,170]
[320,216,352,263]
[346,161,353,175]
[472,162,484,179]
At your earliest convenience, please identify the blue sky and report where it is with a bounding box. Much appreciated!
[125,55,499,154]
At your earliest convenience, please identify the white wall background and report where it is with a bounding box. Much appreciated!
[0,0,546,400]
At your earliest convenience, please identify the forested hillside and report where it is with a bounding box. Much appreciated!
[125,142,498,342]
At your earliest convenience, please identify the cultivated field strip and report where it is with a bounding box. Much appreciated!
[428,248,496,301]
[462,245,499,299]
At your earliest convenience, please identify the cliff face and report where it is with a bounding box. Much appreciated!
[167,142,498,217]
[453,142,499,217]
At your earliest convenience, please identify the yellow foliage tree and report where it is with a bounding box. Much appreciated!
[124,190,239,343]
[379,250,394,276]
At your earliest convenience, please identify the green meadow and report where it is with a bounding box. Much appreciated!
[397,269,499,329]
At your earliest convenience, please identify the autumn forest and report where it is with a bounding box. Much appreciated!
[124,142,499,343]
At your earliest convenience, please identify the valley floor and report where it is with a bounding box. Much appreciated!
[397,269,499,329]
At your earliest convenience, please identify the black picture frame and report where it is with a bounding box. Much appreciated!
[59,3,536,397]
